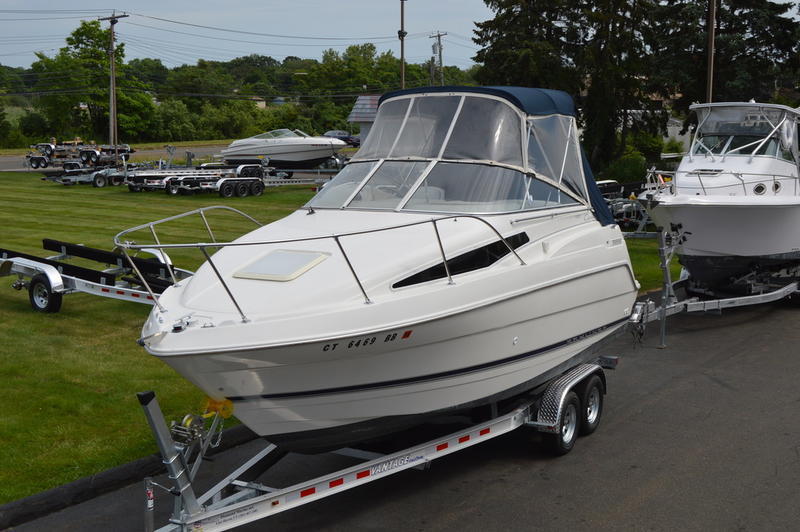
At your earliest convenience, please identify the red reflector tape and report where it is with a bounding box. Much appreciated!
[116,290,124,295]
[147,296,153,300]
[271,501,279,506]
[356,470,370,479]
[402,330,413,339]
[300,487,315,498]
[479,428,490,436]
[436,443,448,451]
[101,288,110,293]
[132,293,140,298]
[459,435,470,443]
[329,478,344,488]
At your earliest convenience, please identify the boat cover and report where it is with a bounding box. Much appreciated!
[380,86,614,225]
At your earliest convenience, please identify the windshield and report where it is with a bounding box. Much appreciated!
[307,160,577,214]
[692,106,796,161]
[307,91,591,214]
[252,129,307,139]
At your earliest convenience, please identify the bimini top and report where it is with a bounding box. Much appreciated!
[380,86,577,118]
[308,86,613,224]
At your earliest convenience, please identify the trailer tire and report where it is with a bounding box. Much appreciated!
[92,174,107,188]
[29,158,40,169]
[29,274,62,313]
[110,176,122,186]
[250,181,264,196]
[577,375,604,436]
[43,144,54,156]
[166,183,180,195]
[128,184,142,192]
[544,391,580,456]
[219,182,235,198]
[90,151,100,163]
[235,182,250,197]
[80,151,90,163]
[39,158,48,168]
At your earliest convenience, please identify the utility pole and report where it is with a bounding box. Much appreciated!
[399,0,407,89]
[705,0,716,103]
[429,31,447,86]
[99,11,128,160]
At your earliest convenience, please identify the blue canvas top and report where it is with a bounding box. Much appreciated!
[379,86,576,117]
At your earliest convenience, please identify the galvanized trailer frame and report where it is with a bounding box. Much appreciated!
[628,228,800,347]
[0,240,191,312]
[139,358,617,532]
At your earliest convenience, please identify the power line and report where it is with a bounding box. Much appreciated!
[124,21,404,48]
[130,12,413,42]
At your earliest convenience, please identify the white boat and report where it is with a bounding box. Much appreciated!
[642,101,800,291]
[220,128,346,168]
[121,86,639,452]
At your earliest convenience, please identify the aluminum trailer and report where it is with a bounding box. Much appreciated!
[0,239,191,313]
[123,164,268,196]
[628,228,800,347]
[139,355,618,532]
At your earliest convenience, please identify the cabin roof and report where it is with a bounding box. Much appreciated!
[379,86,576,117]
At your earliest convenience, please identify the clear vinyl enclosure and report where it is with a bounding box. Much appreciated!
[308,92,589,214]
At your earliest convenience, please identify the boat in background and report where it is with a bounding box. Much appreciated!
[642,101,800,293]
[221,128,346,168]
[120,86,638,453]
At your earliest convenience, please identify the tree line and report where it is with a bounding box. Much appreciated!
[0,20,476,149]
[1,2,798,181]
[473,0,799,177]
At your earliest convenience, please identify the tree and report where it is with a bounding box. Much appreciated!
[473,0,800,171]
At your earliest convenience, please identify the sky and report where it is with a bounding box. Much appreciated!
[0,1,494,70]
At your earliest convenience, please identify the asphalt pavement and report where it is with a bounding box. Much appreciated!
[8,301,800,531]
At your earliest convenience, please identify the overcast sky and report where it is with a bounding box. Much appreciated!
[0,1,494,70]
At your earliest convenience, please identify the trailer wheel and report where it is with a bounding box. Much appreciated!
[39,158,49,168]
[578,375,604,436]
[110,176,122,186]
[92,174,107,188]
[28,274,62,313]
[29,158,40,169]
[43,144,54,156]
[80,151,90,163]
[544,391,580,456]
[250,181,264,196]
[166,183,180,195]
[219,182,235,198]
[90,151,100,163]
[235,182,250,197]
[128,184,142,192]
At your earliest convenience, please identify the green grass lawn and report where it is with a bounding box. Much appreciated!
[0,172,671,503]
[0,172,317,503]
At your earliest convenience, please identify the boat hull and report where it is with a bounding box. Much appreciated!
[645,196,800,287]
[221,142,343,168]
[157,263,635,452]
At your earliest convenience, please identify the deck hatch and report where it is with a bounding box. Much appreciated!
[234,249,329,282]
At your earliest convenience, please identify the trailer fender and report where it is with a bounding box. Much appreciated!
[0,257,65,292]
[527,363,604,434]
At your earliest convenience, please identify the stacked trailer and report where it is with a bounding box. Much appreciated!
[26,140,134,170]
[0,239,191,313]
[123,164,270,197]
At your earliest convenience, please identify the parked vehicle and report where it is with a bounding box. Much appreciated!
[323,130,361,147]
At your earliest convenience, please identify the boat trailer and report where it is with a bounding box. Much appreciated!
[138,358,618,532]
[0,239,191,313]
[628,227,800,347]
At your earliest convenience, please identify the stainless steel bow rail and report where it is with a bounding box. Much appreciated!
[139,357,617,532]
[114,206,526,322]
